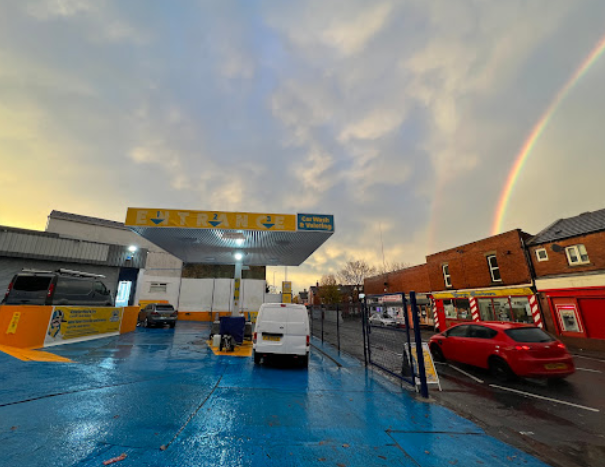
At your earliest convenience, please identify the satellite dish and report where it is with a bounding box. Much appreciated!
[551,244,563,253]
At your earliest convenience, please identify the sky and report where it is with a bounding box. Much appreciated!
[1,0,605,294]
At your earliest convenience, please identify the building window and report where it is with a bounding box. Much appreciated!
[478,298,495,321]
[486,255,502,282]
[443,299,457,319]
[493,297,511,321]
[510,297,533,324]
[535,248,548,262]
[149,282,167,293]
[442,264,452,288]
[455,298,472,320]
[565,244,589,265]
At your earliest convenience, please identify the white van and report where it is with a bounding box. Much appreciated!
[253,303,310,367]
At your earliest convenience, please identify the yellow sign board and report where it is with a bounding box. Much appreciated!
[45,307,123,346]
[282,281,292,294]
[282,293,292,304]
[432,287,533,300]
[125,208,297,232]
[408,343,441,389]
[234,278,241,301]
[6,312,21,334]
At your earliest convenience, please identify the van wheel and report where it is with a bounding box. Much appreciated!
[489,357,516,382]
[253,351,261,365]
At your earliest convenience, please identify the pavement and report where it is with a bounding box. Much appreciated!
[0,322,554,467]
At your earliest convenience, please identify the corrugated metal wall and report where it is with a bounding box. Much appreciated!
[0,230,146,268]
[0,230,108,261]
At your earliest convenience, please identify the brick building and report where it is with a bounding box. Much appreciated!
[363,264,433,327]
[364,263,430,295]
[527,209,605,351]
[427,229,541,332]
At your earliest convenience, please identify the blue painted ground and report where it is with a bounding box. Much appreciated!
[0,323,550,467]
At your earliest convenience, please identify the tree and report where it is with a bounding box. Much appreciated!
[337,259,376,302]
[318,274,341,305]
[376,261,409,275]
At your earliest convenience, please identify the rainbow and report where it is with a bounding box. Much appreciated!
[492,33,605,235]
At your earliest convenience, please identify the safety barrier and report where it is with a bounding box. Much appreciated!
[0,304,139,349]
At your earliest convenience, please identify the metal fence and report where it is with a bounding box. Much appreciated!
[310,303,365,361]
[365,292,429,397]
[309,292,429,398]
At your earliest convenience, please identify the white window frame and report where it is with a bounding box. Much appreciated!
[565,244,590,265]
[149,282,168,293]
[487,255,502,282]
[535,248,548,262]
[442,264,452,288]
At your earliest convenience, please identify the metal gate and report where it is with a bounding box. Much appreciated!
[363,291,429,397]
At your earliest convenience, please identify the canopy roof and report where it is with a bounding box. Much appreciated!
[125,208,334,266]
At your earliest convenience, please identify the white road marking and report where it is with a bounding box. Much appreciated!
[490,384,600,413]
[573,355,605,363]
[448,364,485,384]
[576,367,602,373]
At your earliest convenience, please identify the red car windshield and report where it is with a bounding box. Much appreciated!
[505,328,554,343]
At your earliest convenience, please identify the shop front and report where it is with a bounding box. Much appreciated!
[536,284,605,350]
[431,286,541,332]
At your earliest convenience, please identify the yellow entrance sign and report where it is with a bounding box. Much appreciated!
[125,208,297,232]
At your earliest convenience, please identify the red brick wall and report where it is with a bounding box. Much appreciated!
[426,229,533,291]
[364,264,430,295]
[529,231,605,278]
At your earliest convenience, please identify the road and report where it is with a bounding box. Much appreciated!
[430,353,605,467]
[311,316,605,467]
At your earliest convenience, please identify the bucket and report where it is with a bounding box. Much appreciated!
[212,334,221,347]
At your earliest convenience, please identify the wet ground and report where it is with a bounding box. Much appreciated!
[0,322,553,467]
[312,319,605,467]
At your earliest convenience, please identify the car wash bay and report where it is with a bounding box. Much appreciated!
[0,322,553,467]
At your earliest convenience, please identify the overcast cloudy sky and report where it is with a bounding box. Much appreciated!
[1,0,605,293]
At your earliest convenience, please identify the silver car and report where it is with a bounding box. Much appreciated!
[369,312,398,327]
[138,303,178,328]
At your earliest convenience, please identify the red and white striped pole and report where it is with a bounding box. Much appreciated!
[529,295,543,328]
[469,296,480,322]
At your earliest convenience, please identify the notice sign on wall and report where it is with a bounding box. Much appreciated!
[45,307,123,346]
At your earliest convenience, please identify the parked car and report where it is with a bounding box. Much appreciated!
[138,303,178,328]
[253,303,310,367]
[429,322,575,381]
[2,268,113,306]
[369,312,398,327]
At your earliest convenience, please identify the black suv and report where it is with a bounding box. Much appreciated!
[2,269,114,306]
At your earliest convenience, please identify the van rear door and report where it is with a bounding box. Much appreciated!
[258,307,286,347]
[4,275,53,305]
[285,306,309,355]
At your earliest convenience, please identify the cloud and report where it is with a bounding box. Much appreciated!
[339,109,405,142]
[320,3,393,56]
[2,0,605,296]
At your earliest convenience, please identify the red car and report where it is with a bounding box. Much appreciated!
[429,322,575,381]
